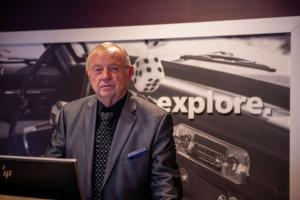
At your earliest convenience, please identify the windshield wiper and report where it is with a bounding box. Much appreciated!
[180,51,276,72]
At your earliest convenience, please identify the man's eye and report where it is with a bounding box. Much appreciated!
[110,66,119,73]
[94,67,102,73]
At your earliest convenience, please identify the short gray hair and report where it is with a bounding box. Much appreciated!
[85,42,131,68]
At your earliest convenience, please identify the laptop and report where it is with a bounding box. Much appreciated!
[0,155,83,199]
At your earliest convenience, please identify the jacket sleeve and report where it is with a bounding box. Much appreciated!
[44,106,66,158]
[151,113,183,200]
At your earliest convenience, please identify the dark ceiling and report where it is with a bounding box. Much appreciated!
[1,0,300,32]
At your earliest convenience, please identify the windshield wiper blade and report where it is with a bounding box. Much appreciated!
[180,51,276,72]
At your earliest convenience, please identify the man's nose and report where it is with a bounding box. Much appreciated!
[101,68,112,80]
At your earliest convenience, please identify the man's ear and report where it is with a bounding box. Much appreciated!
[128,65,134,79]
[85,67,93,80]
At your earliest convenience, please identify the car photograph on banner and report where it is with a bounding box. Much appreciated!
[0,33,290,200]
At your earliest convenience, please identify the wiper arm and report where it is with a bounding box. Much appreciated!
[180,51,276,72]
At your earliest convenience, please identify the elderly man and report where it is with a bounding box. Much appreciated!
[45,42,182,199]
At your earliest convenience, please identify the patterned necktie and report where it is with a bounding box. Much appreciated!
[92,111,114,199]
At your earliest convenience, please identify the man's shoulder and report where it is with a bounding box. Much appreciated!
[130,94,167,116]
[64,95,97,111]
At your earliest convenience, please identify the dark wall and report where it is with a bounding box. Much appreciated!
[1,0,300,32]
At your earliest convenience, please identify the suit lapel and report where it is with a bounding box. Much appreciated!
[84,95,98,194]
[103,94,136,186]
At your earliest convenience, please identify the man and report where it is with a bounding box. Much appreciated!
[45,42,183,199]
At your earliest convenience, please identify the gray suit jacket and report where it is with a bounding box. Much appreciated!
[45,93,182,200]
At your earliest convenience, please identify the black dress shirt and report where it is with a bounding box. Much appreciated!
[96,93,127,136]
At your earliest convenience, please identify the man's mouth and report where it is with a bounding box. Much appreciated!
[100,84,114,89]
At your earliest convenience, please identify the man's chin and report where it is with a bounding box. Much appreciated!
[97,86,112,94]
[98,92,113,98]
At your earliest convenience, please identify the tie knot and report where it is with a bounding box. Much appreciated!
[100,112,113,122]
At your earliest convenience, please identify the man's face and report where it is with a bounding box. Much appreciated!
[86,47,134,107]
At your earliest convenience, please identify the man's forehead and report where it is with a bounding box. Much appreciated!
[89,53,123,67]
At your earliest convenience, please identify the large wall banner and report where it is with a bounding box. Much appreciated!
[0,17,300,200]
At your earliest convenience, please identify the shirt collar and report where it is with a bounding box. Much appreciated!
[97,93,127,115]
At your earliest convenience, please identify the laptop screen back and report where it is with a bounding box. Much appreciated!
[0,155,83,199]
